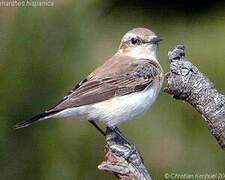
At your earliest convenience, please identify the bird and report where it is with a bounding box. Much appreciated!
[15,28,164,135]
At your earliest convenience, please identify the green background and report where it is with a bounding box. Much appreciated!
[0,0,225,179]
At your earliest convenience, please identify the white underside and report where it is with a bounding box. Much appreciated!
[51,82,161,127]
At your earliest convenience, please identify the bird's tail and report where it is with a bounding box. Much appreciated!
[15,111,58,129]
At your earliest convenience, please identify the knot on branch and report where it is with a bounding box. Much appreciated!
[168,44,185,62]
[165,44,199,100]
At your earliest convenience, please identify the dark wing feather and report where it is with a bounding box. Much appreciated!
[48,59,159,112]
[15,110,59,129]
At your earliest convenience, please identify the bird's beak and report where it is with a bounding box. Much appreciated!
[149,36,164,44]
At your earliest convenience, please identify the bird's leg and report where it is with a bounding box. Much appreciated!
[88,120,106,136]
[108,126,130,144]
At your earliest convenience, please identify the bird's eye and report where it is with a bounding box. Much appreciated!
[130,37,140,45]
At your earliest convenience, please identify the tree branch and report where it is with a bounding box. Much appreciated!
[98,127,152,180]
[165,45,225,150]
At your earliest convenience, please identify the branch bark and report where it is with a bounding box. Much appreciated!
[165,45,225,150]
[98,127,152,180]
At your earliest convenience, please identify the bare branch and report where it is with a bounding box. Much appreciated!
[165,45,225,150]
[98,127,152,180]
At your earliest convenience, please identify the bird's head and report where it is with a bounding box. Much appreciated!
[118,28,163,60]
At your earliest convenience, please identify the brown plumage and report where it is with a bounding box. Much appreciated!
[49,55,161,112]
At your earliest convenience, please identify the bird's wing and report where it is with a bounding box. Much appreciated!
[48,58,160,112]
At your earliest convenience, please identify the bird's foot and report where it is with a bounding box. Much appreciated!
[105,126,144,163]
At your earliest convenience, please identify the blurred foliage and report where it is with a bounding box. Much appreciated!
[0,0,225,179]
